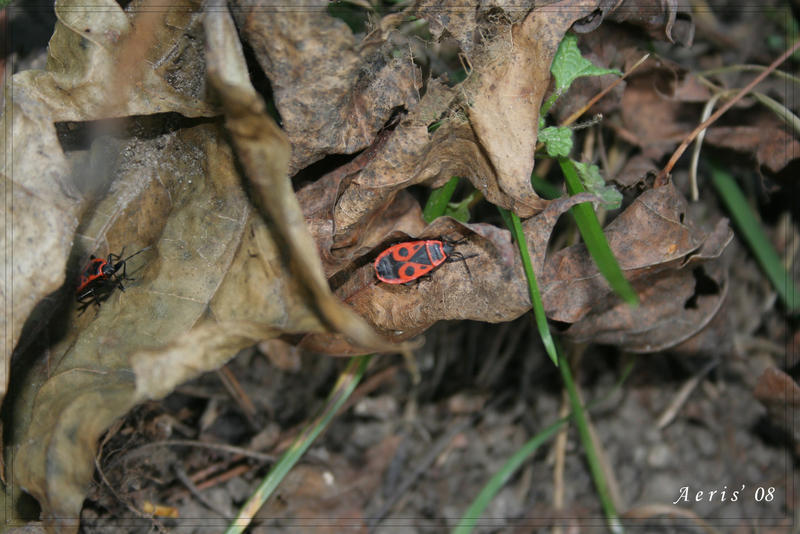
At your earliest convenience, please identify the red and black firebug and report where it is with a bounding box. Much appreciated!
[76,246,151,313]
[374,238,475,285]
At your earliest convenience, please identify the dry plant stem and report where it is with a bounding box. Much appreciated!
[689,93,724,201]
[189,459,238,485]
[560,53,650,128]
[129,439,276,463]
[778,213,799,272]
[656,39,800,184]
[175,464,232,518]
[585,406,623,508]
[217,365,259,429]
[568,347,624,509]
[196,463,254,491]
[535,53,649,154]
[656,359,718,429]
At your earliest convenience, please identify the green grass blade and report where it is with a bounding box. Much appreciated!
[558,158,639,307]
[710,164,800,312]
[225,355,373,534]
[452,417,568,534]
[558,344,623,534]
[423,176,460,223]
[498,206,559,366]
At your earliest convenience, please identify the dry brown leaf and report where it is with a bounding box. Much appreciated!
[205,4,399,354]
[464,1,595,217]
[563,216,733,351]
[9,5,399,525]
[0,1,220,410]
[1,0,217,459]
[704,125,800,174]
[301,183,730,355]
[753,367,800,453]
[24,0,216,121]
[230,0,422,175]
[299,193,598,354]
[9,122,258,527]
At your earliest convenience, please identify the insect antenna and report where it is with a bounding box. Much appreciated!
[121,245,152,263]
[448,251,478,281]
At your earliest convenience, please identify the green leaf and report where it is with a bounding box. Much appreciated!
[710,164,799,312]
[572,161,622,209]
[538,126,574,157]
[551,33,621,95]
[559,158,639,307]
[541,33,621,117]
[497,207,559,366]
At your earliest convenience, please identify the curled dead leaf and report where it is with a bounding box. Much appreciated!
[464,1,593,217]
[204,4,401,355]
[230,0,422,175]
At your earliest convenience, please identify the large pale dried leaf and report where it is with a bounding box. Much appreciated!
[1,0,217,418]
[11,7,398,520]
[29,0,216,120]
[0,98,76,401]
[230,0,421,175]
[10,123,251,525]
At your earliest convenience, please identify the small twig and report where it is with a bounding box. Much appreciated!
[657,359,719,429]
[125,439,276,463]
[190,458,239,485]
[560,53,650,128]
[217,365,260,431]
[688,93,725,201]
[174,464,232,518]
[195,463,254,492]
[551,389,571,534]
[656,40,800,185]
